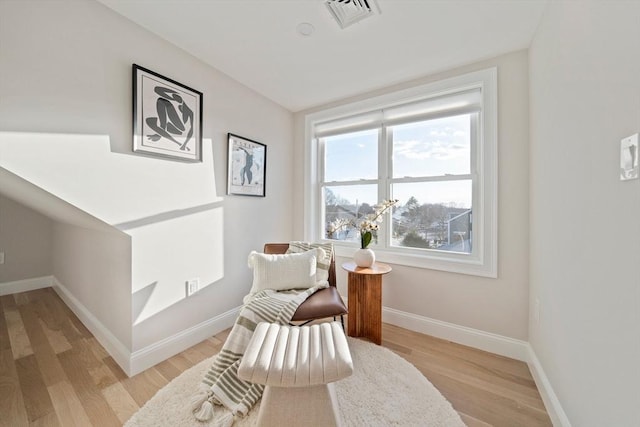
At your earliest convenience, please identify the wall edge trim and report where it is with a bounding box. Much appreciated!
[526,344,572,427]
[382,305,529,361]
[129,305,241,376]
[0,275,53,296]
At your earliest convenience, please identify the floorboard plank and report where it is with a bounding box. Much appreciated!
[17,302,67,387]
[39,294,85,345]
[14,354,55,422]
[86,337,109,361]
[58,349,121,427]
[4,306,34,359]
[72,337,118,389]
[28,411,60,427]
[47,380,92,427]
[30,294,61,333]
[104,356,128,383]
[0,299,13,351]
[459,412,493,427]
[101,381,140,424]
[0,349,29,427]
[88,363,120,390]
[154,358,182,382]
[181,345,209,365]
[191,337,222,356]
[13,292,32,307]
[120,367,169,407]
[38,318,72,354]
[166,353,193,373]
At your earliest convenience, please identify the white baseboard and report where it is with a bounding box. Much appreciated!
[129,306,241,376]
[53,277,241,377]
[0,275,54,296]
[382,306,530,361]
[52,278,133,375]
[527,345,572,427]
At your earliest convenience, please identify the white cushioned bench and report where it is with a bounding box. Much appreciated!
[238,322,353,426]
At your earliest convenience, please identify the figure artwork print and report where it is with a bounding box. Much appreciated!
[227,133,266,197]
[133,64,203,162]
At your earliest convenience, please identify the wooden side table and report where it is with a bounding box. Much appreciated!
[341,261,392,345]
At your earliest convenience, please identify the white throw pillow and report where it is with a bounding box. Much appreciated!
[247,248,325,296]
[286,242,334,283]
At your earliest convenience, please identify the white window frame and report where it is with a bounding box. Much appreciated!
[304,68,497,278]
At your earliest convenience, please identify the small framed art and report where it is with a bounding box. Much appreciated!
[133,64,203,162]
[227,133,266,197]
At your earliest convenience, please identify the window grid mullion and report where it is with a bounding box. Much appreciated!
[318,137,326,239]
[321,179,379,187]
[470,112,480,256]
[390,174,473,184]
[381,123,393,248]
[318,138,326,184]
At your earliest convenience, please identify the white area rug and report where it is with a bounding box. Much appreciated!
[125,337,465,426]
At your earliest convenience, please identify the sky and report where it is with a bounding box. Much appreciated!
[324,114,472,209]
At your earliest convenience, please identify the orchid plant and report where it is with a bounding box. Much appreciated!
[328,199,399,249]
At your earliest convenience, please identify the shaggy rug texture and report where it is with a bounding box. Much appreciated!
[125,337,465,426]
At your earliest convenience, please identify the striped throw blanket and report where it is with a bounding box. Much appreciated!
[191,283,327,425]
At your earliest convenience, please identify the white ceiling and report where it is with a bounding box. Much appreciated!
[98,0,548,112]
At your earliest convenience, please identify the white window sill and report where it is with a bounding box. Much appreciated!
[333,244,497,278]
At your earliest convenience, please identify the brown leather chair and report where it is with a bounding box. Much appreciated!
[263,243,347,330]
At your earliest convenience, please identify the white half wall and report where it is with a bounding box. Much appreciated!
[297,50,531,342]
[529,2,640,426]
[52,221,133,349]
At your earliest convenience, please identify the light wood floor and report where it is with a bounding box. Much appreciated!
[1,288,552,426]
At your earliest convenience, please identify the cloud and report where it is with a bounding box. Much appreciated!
[429,130,448,137]
[394,139,469,160]
[393,116,471,160]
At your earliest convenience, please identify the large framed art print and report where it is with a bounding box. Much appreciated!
[227,133,266,197]
[133,64,203,162]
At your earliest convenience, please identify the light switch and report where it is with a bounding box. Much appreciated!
[620,133,639,180]
[186,278,200,296]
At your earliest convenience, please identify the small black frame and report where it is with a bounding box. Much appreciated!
[227,133,267,197]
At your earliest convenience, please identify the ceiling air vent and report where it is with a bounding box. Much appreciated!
[325,0,381,29]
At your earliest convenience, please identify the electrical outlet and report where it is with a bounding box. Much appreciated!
[0,252,4,265]
[186,278,200,296]
[534,298,540,323]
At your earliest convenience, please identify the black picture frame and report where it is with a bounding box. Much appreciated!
[132,64,203,162]
[227,133,267,197]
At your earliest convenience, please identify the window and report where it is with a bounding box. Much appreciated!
[304,68,497,277]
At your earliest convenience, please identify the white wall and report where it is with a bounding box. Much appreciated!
[0,0,294,371]
[0,195,53,283]
[294,50,530,341]
[52,221,133,349]
[529,1,640,426]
